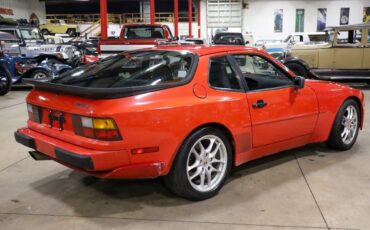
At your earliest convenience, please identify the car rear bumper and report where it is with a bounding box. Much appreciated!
[14,128,164,179]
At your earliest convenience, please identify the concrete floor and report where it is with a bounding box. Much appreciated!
[1,87,370,230]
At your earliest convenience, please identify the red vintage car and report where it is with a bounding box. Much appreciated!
[15,45,364,200]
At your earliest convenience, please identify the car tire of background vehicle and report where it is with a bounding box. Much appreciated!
[327,99,360,151]
[67,29,76,37]
[0,66,12,96]
[41,29,49,35]
[285,62,308,78]
[163,127,232,201]
[30,69,50,81]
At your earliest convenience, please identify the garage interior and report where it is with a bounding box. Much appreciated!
[1,0,370,230]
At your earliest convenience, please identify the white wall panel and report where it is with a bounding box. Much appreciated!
[0,0,46,23]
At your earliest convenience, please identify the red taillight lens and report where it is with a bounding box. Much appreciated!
[72,115,121,141]
[27,104,41,123]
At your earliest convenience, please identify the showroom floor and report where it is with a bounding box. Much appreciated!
[0,87,369,230]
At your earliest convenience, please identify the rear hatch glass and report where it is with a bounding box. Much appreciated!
[53,50,194,88]
[25,50,197,99]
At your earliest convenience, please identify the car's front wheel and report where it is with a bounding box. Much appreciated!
[0,66,12,96]
[164,127,232,200]
[327,99,360,150]
[30,69,50,81]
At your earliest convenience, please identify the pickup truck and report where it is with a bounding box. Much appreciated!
[98,24,175,57]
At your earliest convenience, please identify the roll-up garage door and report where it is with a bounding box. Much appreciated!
[207,0,242,28]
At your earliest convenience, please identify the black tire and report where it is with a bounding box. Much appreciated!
[285,62,308,78]
[67,28,76,37]
[163,127,232,201]
[327,99,360,151]
[0,66,12,96]
[41,29,49,35]
[30,69,50,81]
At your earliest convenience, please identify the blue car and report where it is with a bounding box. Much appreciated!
[22,58,72,81]
[0,31,72,88]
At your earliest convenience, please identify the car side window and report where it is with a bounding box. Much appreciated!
[336,29,362,46]
[232,54,292,91]
[208,56,241,90]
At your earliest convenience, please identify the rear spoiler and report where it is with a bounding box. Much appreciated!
[23,77,187,100]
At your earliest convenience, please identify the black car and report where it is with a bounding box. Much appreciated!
[212,32,247,45]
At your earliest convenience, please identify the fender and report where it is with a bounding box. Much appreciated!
[22,67,53,79]
[282,57,319,79]
[34,54,67,64]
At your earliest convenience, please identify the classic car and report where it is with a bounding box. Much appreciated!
[15,45,363,200]
[0,31,39,85]
[262,32,327,50]
[39,19,80,37]
[0,25,78,64]
[290,24,370,81]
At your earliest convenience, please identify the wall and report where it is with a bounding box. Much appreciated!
[0,0,46,23]
[243,0,370,40]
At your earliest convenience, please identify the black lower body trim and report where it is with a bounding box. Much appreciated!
[55,147,94,170]
[14,131,36,149]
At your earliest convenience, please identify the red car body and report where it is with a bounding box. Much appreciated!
[15,45,364,181]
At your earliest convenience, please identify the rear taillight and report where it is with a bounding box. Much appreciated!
[27,104,41,123]
[72,115,122,141]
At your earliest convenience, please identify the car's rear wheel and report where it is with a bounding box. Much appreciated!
[164,127,232,200]
[41,29,49,35]
[67,29,76,37]
[0,66,12,96]
[285,62,308,78]
[327,99,360,150]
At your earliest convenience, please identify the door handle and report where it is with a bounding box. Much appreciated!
[252,100,268,109]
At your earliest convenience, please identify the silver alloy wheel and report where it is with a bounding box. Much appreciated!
[33,72,47,80]
[341,105,358,145]
[186,135,228,192]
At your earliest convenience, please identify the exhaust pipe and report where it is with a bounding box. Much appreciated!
[29,151,51,161]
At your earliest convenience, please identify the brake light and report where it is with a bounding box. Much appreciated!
[27,104,41,123]
[72,116,121,141]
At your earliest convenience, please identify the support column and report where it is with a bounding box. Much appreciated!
[100,0,108,39]
[150,0,155,24]
[197,0,200,38]
[174,0,179,37]
[188,0,192,37]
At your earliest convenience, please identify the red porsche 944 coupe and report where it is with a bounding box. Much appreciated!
[15,45,364,200]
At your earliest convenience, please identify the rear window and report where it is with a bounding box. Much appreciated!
[124,26,165,39]
[51,50,195,88]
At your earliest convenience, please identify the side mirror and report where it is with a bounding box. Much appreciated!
[293,76,305,89]
[245,41,250,45]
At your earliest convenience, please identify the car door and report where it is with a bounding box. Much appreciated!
[362,27,370,69]
[230,54,319,147]
[333,28,364,69]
